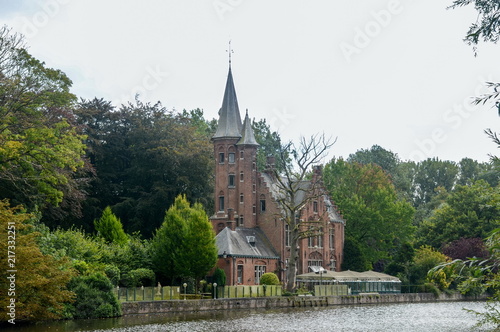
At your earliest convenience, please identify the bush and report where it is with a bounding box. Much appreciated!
[104,265,121,286]
[420,282,440,298]
[121,268,155,287]
[259,272,280,285]
[213,268,226,287]
[67,272,122,319]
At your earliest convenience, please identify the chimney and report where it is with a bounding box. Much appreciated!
[227,208,236,231]
[265,155,276,174]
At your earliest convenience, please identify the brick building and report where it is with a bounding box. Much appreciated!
[211,65,345,286]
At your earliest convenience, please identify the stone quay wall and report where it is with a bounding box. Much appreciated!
[121,293,481,315]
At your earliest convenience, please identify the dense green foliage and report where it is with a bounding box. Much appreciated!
[417,180,500,248]
[67,272,121,319]
[94,206,128,244]
[0,26,87,215]
[212,268,226,287]
[151,195,217,283]
[340,237,371,272]
[324,158,415,266]
[0,200,75,322]
[259,272,280,285]
[3,17,500,321]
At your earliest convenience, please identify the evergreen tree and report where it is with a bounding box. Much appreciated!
[151,195,217,284]
[94,206,128,245]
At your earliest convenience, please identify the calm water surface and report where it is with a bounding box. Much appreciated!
[5,301,495,332]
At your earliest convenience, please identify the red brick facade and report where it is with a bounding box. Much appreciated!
[210,67,345,286]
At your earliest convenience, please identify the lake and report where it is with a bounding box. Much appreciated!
[4,301,494,331]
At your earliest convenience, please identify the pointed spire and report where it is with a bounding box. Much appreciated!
[237,109,259,146]
[213,67,242,139]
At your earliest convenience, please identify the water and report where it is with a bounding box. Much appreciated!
[3,301,495,332]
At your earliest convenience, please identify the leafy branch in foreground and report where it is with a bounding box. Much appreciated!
[430,228,500,328]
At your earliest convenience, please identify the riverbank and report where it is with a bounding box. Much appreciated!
[121,292,484,315]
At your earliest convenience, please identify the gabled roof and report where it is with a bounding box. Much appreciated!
[260,172,345,224]
[237,110,259,146]
[212,67,242,139]
[216,227,279,259]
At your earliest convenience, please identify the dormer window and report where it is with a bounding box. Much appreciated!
[247,236,256,246]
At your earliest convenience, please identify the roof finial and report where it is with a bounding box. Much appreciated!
[226,40,234,68]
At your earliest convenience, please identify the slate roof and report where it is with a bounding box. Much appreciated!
[216,227,279,259]
[260,172,345,224]
[237,111,259,146]
[212,67,242,139]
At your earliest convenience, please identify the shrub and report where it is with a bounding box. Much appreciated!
[121,268,155,287]
[259,272,280,285]
[68,272,121,319]
[213,268,226,287]
[104,265,121,286]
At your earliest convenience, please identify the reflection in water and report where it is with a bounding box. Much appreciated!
[3,301,492,332]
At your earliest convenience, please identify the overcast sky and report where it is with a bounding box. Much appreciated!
[2,0,500,163]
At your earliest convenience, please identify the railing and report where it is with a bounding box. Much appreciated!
[115,285,283,301]
[114,286,182,301]
[216,285,282,298]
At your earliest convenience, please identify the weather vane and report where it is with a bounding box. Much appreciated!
[227,40,234,67]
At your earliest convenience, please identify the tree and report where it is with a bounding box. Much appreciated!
[251,118,285,172]
[348,144,400,175]
[410,246,450,289]
[75,99,214,236]
[151,195,217,284]
[94,206,128,244]
[0,200,75,322]
[413,158,458,207]
[0,26,87,210]
[324,158,415,266]
[269,133,336,292]
[416,180,500,248]
[432,228,500,328]
[449,2,500,151]
[341,237,371,272]
[441,237,489,260]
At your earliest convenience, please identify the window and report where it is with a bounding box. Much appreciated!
[329,228,335,250]
[228,174,235,187]
[285,224,290,247]
[252,184,256,193]
[260,195,266,212]
[237,265,243,284]
[253,205,256,214]
[228,152,235,163]
[317,227,323,248]
[313,201,318,213]
[240,151,244,159]
[240,171,244,182]
[330,259,336,271]
[255,265,266,284]
[239,217,244,226]
[219,152,224,163]
[308,227,314,247]
[240,193,244,203]
[308,260,323,269]
[219,196,224,212]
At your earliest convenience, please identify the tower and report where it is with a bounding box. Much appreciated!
[211,66,259,233]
